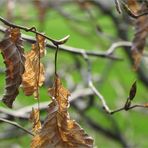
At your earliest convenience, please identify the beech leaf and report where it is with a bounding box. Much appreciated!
[0,28,25,108]
[30,108,41,134]
[22,34,46,98]
[31,75,94,148]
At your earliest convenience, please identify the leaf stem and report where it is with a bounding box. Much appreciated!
[55,45,59,76]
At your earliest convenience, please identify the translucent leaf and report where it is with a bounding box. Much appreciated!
[22,34,46,98]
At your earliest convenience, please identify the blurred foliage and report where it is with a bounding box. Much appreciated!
[0,1,147,148]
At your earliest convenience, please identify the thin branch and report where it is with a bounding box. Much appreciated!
[114,0,122,14]
[81,51,111,113]
[106,41,132,55]
[0,118,34,136]
[55,45,59,75]
[89,81,111,113]
[0,25,124,60]
[111,104,148,114]
[0,16,69,46]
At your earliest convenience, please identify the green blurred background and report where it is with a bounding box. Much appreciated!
[0,1,147,148]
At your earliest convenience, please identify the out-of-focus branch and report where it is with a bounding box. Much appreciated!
[0,118,34,136]
[106,41,132,55]
[81,50,148,114]
[90,0,148,88]
[0,87,93,120]
[72,103,130,147]
[81,51,111,113]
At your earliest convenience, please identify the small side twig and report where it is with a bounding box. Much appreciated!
[111,81,148,114]
[111,104,147,114]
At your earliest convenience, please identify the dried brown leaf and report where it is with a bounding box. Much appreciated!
[131,4,148,70]
[0,28,25,108]
[30,108,41,134]
[144,103,148,108]
[22,34,46,98]
[127,0,140,14]
[31,75,94,148]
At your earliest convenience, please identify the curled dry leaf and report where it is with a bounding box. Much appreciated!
[0,27,25,108]
[22,34,46,98]
[31,75,94,148]
[30,108,41,134]
[131,3,148,70]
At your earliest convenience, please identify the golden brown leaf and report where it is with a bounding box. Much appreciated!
[131,4,148,70]
[0,28,25,108]
[22,34,46,98]
[30,108,42,134]
[127,0,140,14]
[144,103,148,108]
[31,75,94,148]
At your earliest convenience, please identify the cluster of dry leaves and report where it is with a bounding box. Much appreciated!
[0,0,147,147]
[0,27,94,147]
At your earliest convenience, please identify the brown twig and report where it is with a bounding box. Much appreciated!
[0,25,123,60]
[111,104,147,114]
[0,16,70,46]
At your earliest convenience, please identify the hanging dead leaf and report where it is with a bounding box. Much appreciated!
[131,4,148,70]
[31,75,94,148]
[0,28,25,108]
[10,27,26,63]
[30,108,41,134]
[22,34,46,98]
